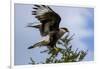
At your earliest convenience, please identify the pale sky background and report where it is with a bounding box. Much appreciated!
[14,4,94,65]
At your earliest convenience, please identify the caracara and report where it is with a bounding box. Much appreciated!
[27,5,69,49]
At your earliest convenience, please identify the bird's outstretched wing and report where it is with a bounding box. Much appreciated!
[32,5,61,36]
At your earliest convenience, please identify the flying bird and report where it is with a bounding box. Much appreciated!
[28,27,69,49]
[27,5,69,49]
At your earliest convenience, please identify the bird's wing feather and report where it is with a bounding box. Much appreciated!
[27,23,41,29]
[32,5,61,34]
[27,23,49,36]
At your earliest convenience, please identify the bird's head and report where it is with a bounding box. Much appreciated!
[60,27,69,33]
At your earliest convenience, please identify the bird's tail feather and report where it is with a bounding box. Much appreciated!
[28,42,43,49]
[28,46,34,49]
[28,40,48,49]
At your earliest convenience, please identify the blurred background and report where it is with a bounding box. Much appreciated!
[14,4,94,65]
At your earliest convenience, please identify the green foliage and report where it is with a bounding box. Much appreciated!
[29,34,87,64]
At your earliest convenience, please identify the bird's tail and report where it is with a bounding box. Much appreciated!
[28,40,49,49]
[28,42,43,49]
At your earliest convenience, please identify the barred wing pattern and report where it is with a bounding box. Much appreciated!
[32,5,61,36]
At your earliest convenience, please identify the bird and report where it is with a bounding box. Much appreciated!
[30,5,61,36]
[28,27,69,49]
[27,5,69,49]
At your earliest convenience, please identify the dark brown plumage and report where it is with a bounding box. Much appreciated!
[32,5,61,36]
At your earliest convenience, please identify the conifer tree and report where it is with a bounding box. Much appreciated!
[29,34,87,64]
